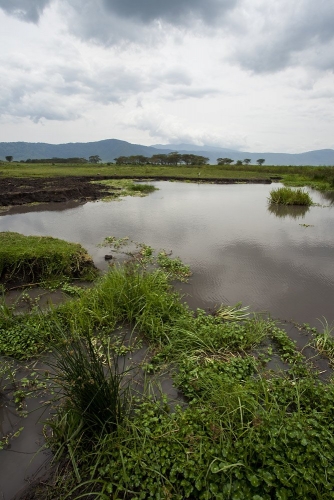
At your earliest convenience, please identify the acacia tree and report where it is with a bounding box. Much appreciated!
[114,156,127,165]
[243,159,251,164]
[89,155,101,164]
[257,159,265,166]
[217,157,234,165]
[5,155,13,162]
[167,152,183,165]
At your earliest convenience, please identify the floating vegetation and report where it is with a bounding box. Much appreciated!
[157,250,192,282]
[215,302,250,321]
[94,179,158,200]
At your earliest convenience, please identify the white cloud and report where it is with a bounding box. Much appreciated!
[123,104,247,149]
[0,1,334,152]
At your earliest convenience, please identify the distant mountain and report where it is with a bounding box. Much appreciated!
[151,144,334,166]
[0,139,333,166]
[151,143,236,153]
[0,139,170,163]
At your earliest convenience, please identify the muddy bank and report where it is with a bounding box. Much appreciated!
[0,175,271,207]
[0,176,112,207]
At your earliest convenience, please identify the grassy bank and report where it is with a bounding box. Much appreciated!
[0,232,97,289]
[1,247,334,499]
[1,162,334,190]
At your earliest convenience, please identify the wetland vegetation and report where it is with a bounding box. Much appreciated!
[0,232,97,290]
[268,187,313,206]
[1,236,334,499]
[0,161,334,192]
[1,163,334,499]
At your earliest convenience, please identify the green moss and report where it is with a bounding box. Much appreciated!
[0,232,97,287]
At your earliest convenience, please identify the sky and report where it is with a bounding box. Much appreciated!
[0,0,334,153]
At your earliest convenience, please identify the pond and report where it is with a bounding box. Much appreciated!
[1,181,333,328]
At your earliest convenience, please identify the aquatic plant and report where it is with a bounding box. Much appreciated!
[128,183,156,193]
[157,251,192,282]
[268,187,313,206]
[313,317,334,365]
[216,302,250,321]
[46,330,134,482]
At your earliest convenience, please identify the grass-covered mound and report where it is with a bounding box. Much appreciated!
[0,232,97,288]
[268,187,313,206]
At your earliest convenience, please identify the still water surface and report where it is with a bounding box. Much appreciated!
[1,182,333,327]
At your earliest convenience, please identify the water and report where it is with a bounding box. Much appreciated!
[1,182,333,327]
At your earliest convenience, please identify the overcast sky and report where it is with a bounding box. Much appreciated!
[1,0,333,152]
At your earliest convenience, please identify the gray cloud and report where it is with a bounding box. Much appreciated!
[160,70,192,86]
[231,0,334,73]
[0,0,51,22]
[102,0,237,25]
[2,0,334,75]
[169,86,221,100]
[1,0,239,46]
[0,52,188,122]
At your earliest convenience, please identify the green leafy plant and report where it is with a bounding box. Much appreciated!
[157,251,192,282]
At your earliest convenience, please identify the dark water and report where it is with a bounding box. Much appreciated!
[0,182,334,498]
[1,182,333,327]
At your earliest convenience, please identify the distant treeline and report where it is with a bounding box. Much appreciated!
[23,157,88,164]
[15,153,210,165]
[114,153,209,165]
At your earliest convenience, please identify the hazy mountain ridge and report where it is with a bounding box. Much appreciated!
[152,144,334,166]
[0,139,333,166]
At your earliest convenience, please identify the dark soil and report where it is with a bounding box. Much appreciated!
[0,176,112,206]
[0,175,272,207]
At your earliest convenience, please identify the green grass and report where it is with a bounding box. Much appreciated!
[44,291,334,499]
[0,232,97,288]
[268,187,313,205]
[1,162,334,191]
[2,250,334,498]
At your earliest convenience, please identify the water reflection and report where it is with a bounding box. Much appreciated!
[318,190,334,205]
[0,200,83,216]
[267,203,310,219]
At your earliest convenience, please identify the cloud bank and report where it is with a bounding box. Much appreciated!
[0,0,333,150]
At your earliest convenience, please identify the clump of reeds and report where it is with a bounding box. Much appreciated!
[128,183,156,193]
[268,187,313,205]
[50,332,131,430]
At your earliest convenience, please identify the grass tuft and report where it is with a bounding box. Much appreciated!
[268,187,313,205]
